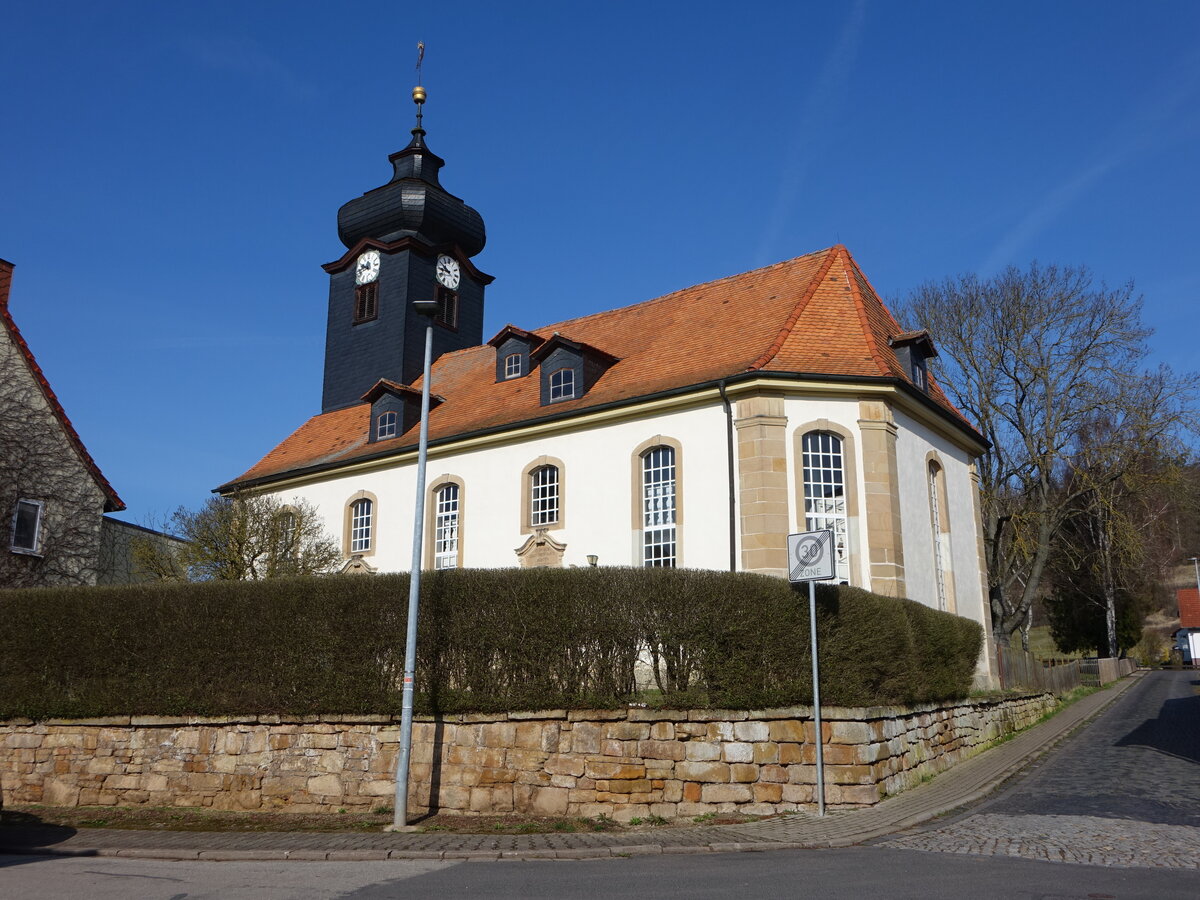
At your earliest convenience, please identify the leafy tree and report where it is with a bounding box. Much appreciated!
[133,493,340,581]
[901,262,1196,649]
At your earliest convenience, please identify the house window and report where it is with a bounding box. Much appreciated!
[549,368,575,402]
[10,499,43,555]
[504,353,522,379]
[530,465,560,527]
[929,462,948,611]
[641,446,676,567]
[353,282,378,324]
[349,498,373,553]
[801,432,849,581]
[912,357,928,391]
[434,484,460,569]
[377,411,397,440]
[436,286,458,329]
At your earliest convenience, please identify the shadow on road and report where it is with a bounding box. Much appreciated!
[1115,693,1200,764]
[0,807,86,868]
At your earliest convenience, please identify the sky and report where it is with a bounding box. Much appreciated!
[2,1,1198,524]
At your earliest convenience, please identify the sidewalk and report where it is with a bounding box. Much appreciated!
[0,675,1143,862]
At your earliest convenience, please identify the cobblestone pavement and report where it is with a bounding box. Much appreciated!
[882,669,1200,869]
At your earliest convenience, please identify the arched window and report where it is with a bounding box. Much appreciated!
[377,411,397,439]
[801,432,849,582]
[504,353,522,379]
[349,498,372,554]
[530,465,560,527]
[549,368,575,401]
[641,445,677,567]
[434,483,460,569]
[928,461,949,611]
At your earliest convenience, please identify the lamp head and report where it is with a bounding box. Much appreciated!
[413,298,440,317]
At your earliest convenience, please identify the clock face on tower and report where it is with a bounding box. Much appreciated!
[436,254,461,290]
[355,250,381,285]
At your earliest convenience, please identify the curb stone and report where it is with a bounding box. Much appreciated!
[0,675,1143,863]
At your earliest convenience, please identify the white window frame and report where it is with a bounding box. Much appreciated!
[549,367,575,401]
[349,498,373,554]
[641,446,676,567]
[801,432,850,582]
[10,499,44,555]
[377,410,398,439]
[504,353,522,379]
[434,484,460,569]
[530,465,559,527]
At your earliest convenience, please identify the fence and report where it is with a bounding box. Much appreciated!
[996,645,1081,694]
[1079,656,1135,687]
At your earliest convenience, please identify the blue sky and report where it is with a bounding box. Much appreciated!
[3,1,1198,522]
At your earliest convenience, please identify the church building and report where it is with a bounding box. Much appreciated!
[220,89,996,681]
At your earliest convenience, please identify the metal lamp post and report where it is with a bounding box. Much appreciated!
[392,297,440,830]
[1190,557,1200,597]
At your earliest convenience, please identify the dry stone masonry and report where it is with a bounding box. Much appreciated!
[1,695,1054,820]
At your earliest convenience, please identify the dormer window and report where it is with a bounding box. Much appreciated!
[504,353,522,379]
[486,325,545,383]
[549,368,575,401]
[889,331,938,395]
[377,411,397,439]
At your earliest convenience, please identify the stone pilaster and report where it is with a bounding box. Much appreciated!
[857,400,906,597]
[734,394,790,576]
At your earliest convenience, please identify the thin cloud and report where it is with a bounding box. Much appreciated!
[183,34,318,101]
[754,0,867,266]
[982,50,1200,272]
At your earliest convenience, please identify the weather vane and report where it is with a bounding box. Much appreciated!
[412,41,426,132]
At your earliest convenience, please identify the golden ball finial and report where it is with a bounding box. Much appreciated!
[412,85,426,104]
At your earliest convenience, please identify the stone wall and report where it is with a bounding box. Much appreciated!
[1,694,1055,820]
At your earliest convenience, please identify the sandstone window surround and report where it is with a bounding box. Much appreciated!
[521,456,567,535]
[926,451,957,614]
[631,436,683,568]
[425,475,465,569]
[793,421,860,586]
[342,491,377,558]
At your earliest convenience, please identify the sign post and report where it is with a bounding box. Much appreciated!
[786,529,835,817]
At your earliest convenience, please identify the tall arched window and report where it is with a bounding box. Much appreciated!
[801,431,849,582]
[530,464,560,527]
[349,498,373,554]
[434,483,460,569]
[641,445,677,567]
[928,461,949,611]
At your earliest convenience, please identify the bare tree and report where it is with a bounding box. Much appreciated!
[133,493,341,581]
[901,262,1196,648]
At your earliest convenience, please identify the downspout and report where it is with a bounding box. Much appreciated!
[718,380,737,572]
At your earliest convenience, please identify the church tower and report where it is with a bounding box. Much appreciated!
[319,86,491,413]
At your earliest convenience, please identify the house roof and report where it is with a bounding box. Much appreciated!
[1179,588,1200,629]
[223,245,982,491]
[0,260,124,512]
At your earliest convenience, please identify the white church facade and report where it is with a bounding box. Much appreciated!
[219,92,997,682]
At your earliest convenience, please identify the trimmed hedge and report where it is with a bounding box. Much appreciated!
[0,569,982,719]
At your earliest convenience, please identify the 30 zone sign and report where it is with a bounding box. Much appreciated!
[786,530,835,583]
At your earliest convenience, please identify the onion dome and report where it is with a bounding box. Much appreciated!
[336,88,486,255]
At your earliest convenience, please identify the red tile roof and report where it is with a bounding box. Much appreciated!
[1179,588,1200,628]
[0,260,124,512]
[224,246,981,490]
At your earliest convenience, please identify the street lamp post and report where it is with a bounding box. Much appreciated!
[392,298,440,830]
[1190,557,1200,597]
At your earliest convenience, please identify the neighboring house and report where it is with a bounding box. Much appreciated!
[96,516,189,586]
[219,107,997,683]
[1174,587,1200,665]
[0,259,125,587]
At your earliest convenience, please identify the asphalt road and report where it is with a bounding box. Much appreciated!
[2,670,1196,898]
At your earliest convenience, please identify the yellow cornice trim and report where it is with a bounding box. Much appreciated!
[240,377,984,494]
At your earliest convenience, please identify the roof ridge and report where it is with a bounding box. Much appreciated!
[528,248,837,338]
[746,247,840,371]
[0,305,124,511]
[838,247,892,377]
